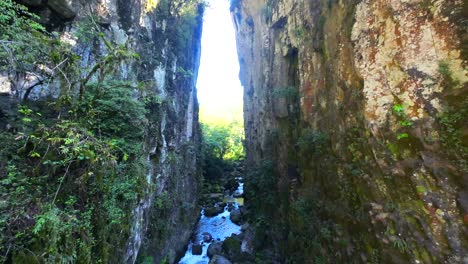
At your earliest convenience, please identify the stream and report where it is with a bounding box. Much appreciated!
[178,180,244,264]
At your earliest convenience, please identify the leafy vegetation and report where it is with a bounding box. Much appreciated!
[392,103,414,141]
[200,106,244,181]
[296,129,329,158]
[438,98,468,171]
[244,160,277,250]
[0,80,149,262]
[438,61,461,89]
[0,1,152,262]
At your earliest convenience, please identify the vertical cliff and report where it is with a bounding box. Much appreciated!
[233,0,467,262]
[0,0,203,263]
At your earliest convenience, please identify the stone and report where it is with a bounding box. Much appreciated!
[202,232,213,243]
[207,241,223,257]
[0,75,12,95]
[229,209,241,224]
[224,178,239,192]
[204,206,225,217]
[240,223,249,232]
[234,0,468,261]
[227,203,235,212]
[47,0,77,19]
[209,255,232,264]
[222,235,241,258]
[192,244,202,255]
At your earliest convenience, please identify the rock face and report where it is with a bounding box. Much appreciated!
[209,255,232,264]
[207,241,223,258]
[192,244,203,255]
[229,208,241,224]
[2,0,204,263]
[233,0,467,263]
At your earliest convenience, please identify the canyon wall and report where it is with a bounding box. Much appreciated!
[0,0,203,262]
[233,0,467,262]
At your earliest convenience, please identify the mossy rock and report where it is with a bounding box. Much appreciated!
[204,206,224,217]
[222,235,241,258]
[209,255,232,264]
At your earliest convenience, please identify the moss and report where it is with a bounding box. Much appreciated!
[438,61,461,89]
[438,98,468,171]
[415,185,427,195]
[386,142,400,159]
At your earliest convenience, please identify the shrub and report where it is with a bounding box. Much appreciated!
[296,129,329,158]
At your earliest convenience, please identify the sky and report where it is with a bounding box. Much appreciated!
[197,0,243,124]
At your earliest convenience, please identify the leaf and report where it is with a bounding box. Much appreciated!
[397,133,409,140]
[393,104,404,113]
[29,151,41,158]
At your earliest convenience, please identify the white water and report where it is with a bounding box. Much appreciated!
[178,181,244,264]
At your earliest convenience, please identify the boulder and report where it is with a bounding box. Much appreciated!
[209,255,232,264]
[224,179,239,192]
[207,241,223,257]
[192,244,203,255]
[204,206,225,217]
[47,0,77,19]
[241,223,250,232]
[222,235,241,257]
[227,203,235,212]
[230,209,241,224]
[241,228,255,255]
[202,232,213,243]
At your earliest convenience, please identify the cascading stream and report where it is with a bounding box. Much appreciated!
[178,180,244,263]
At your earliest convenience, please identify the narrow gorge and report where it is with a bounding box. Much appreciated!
[0,0,467,264]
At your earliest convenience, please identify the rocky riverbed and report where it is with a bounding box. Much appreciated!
[178,179,253,264]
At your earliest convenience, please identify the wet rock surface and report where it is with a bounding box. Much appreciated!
[208,255,232,264]
[192,244,203,255]
[178,178,247,264]
[229,209,241,225]
[207,241,223,258]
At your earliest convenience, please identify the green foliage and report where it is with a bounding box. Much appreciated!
[438,98,468,170]
[438,61,460,89]
[296,129,329,158]
[0,3,149,260]
[392,103,413,141]
[202,121,244,161]
[174,0,203,53]
[176,66,194,79]
[245,161,277,216]
[396,133,409,140]
[76,81,148,157]
[75,15,101,43]
[245,161,277,251]
[392,237,409,252]
[0,0,75,87]
[293,26,306,39]
[0,80,149,262]
[286,191,337,263]
[392,104,404,114]
[200,110,244,181]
